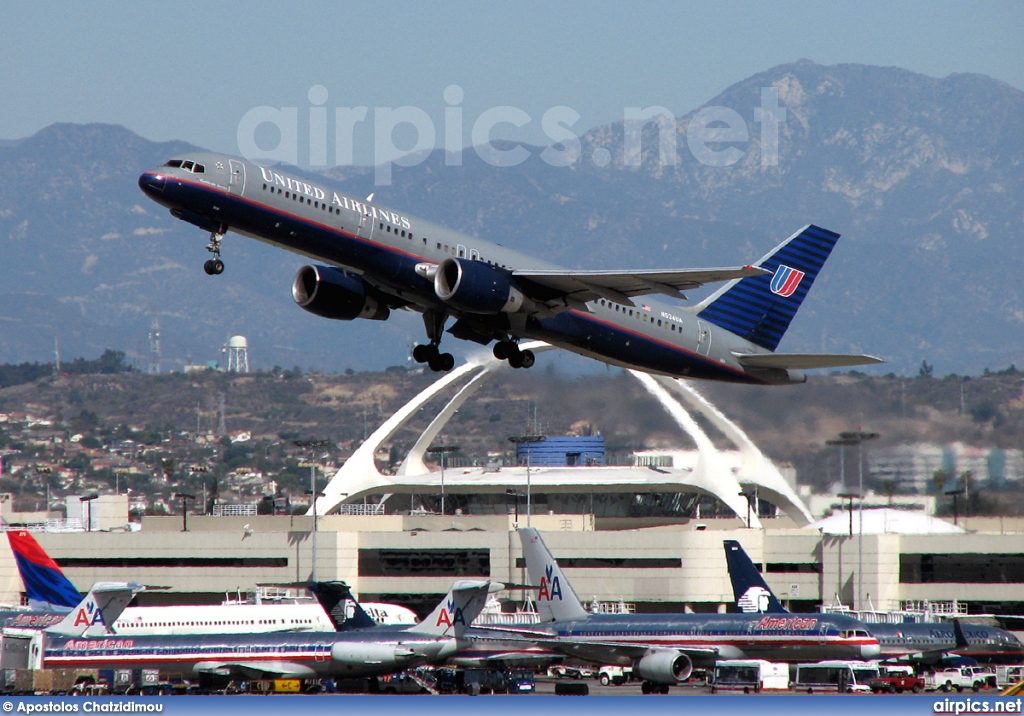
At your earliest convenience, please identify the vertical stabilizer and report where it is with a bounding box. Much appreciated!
[8,530,82,610]
[696,225,839,351]
[45,582,141,637]
[308,581,378,632]
[518,528,589,622]
[723,540,788,614]
[406,580,498,638]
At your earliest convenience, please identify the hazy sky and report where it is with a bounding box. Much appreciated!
[3,1,1022,165]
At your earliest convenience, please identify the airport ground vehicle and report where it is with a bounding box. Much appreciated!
[793,660,880,693]
[548,664,593,679]
[996,665,1024,689]
[925,666,995,692]
[507,669,536,693]
[710,659,789,693]
[868,665,924,693]
[598,665,633,686]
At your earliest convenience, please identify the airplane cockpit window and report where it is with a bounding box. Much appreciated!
[162,159,205,173]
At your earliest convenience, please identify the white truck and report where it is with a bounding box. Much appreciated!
[925,666,995,692]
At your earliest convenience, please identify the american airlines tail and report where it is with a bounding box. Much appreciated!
[696,225,838,352]
[46,582,142,637]
[407,580,500,639]
[8,530,81,610]
[722,540,788,614]
[518,528,589,622]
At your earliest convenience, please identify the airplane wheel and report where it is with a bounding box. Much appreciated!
[413,344,434,363]
[492,341,512,360]
[519,349,535,368]
[204,260,216,275]
[641,682,651,694]
[211,259,224,274]
[438,353,455,371]
[508,351,524,369]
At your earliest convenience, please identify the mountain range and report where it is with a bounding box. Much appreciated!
[1,60,1022,376]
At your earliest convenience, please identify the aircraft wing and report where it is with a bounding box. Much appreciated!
[513,265,768,308]
[733,353,884,370]
[472,629,721,666]
[193,660,317,680]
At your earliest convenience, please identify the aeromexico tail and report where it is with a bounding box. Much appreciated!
[139,154,881,382]
[514,528,879,687]
[723,540,1024,665]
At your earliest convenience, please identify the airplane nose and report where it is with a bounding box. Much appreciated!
[138,172,165,196]
[862,642,881,658]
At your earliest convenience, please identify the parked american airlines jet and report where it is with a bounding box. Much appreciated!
[7,530,416,634]
[138,154,880,382]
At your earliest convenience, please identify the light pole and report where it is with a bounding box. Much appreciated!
[506,488,525,526]
[508,434,546,527]
[944,487,966,526]
[829,431,879,610]
[294,438,329,582]
[426,442,460,515]
[174,492,195,532]
[739,490,754,528]
[79,493,98,532]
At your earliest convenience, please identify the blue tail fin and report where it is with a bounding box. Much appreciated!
[696,225,839,351]
[723,540,788,614]
[308,581,379,631]
[8,530,82,610]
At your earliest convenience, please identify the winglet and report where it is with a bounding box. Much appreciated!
[518,528,589,622]
[406,580,500,638]
[952,618,970,651]
[723,540,789,614]
[45,582,142,637]
[308,581,378,632]
[7,530,82,610]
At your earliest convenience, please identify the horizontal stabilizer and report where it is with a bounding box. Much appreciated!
[733,352,884,370]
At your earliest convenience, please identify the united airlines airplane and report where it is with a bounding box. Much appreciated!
[138,154,880,382]
[507,529,879,693]
[723,540,1024,665]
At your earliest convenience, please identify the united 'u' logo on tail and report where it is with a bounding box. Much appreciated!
[769,265,805,297]
[538,564,562,601]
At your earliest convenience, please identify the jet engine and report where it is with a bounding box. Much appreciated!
[292,265,390,321]
[329,642,417,669]
[433,258,525,314]
[634,650,692,684]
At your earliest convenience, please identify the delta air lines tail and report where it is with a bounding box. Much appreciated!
[8,530,82,611]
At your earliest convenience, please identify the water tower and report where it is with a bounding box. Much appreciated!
[227,335,249,373]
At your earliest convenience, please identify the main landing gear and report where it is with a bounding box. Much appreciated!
[413,310,455,372]
[412,343,455,372]
[203,231,225,275]
[492,340,535,369]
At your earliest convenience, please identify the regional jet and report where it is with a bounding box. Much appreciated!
[723,540,1024,665]
[139,154,881,383]
[35,579,497,684]
[7,529,416,635]
[503,528,879,693]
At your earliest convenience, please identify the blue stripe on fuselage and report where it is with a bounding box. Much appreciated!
[151,171,766,383]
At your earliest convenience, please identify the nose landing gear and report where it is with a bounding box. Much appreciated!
[203,231,225,275]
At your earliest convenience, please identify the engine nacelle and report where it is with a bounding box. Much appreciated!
[433,258,525,314]
[292,265,389,321]
[634,650,692,685]
[330,641,416,668]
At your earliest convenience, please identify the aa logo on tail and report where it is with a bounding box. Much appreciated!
[73,599,106,627]
[538,564,562,601]
[435,598,466,628]
[769,265,805,297]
